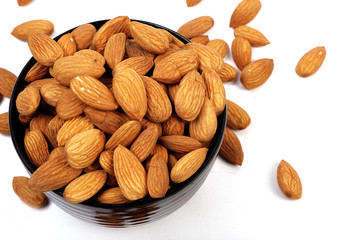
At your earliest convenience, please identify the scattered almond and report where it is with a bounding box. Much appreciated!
[240,58,274,89]
[12,20,54,41]
[230,0,262,28]
[0,112,10,135]
[186,0,202,7]
[28,33,63,66]
[234,25,270,47]
[295,46,326,77]
[12,176,47,208]
[219,127,244,165]
[0,67,17,98]
[226,99,251,130]
[277,160,302,199]
[232,37,252,71]
[177,16,214,39]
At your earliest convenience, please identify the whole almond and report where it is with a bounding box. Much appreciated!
[142,76,172,123]
[112,56,154,76]
[234,25,270,47]
[125,39,156,59]
[130,125,160,162]
[65,129,106,169]
[174,70,206,121]
[202,68,226,116]
[57,115,94,147]
[96,187,132,204]
[183,43,224,73]
[218,63,238,82]
[219,127,244,165]
[63,170,107,203]
[170,148,208,183]
[159,135,202,153]
[277,160,302,199]
[57,33,77,56]
[74,49,106,66]
[24,62,49,83]
[12,176,47,208]
[129,21,170,55]
[113,145,147,201]
[52,56,106,86]
[28,147,82,191]
[56,89,87,120]
[186,0,202,7]
[47,115,65,148]
[0,112,10,135]
[12,20,54,41]
[70,75,118,111]
[105,120,142,151]
[0,68,17,98]
[147,153,169,198]
[24,129,49,167]
[177,16,214,39]
[227,99,251,130]
[295,46,326,77]
[240,58,274,89]
[40,82,68,107]
[16,86,41,116]
[232,37,252,71]
[206,39,228,58]
[99,150,115,176]
[112,68,147,121]
[71,24,97,50]
[230,0,262,28]
[28,33,63,66]
[17,0,33,6]
[190,35,209,45]
[104,33,126,69]
[162,114,185,136]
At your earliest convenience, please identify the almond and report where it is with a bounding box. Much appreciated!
[74,49,106,66]
[12,176,47,208]
[56,89,87,120]
[105,120,141,151]
[104,33,126,69]
[234,25,270,47]
[130,125,160,162]
[65,129,106,169]
[295,46,326,77]
[129,21,170,54]
[52,56,105,86]
[147,153,169,198]
[218,63,238,82]
[167,154,178,170]
[63,170,107,203]
[168,83,180,103]
[46,115,65,148]
[162,113,185,136]
[17,0,33,6]
[16,86,41,116]
[40,82,68,107]
[28,147,82,191]
[170,148,208,183]
[0,68,17,98]
[99,150,115,176]
[112,56,154,76]
[206,39,228,58]
[28,78,57,89]
[29,113,53,141]
[71,24,97,50]
[0,112,10,135]
[227,99,251,130]
[113,145,147,201]
[70,75,118,110]
[125,39,156,59]
[174,70,206,121]
[159,135,202,153]
[112,68,147,121]
[28,33,63,66]
[24,62,49,83]
[84,107,129,135]
[140,118,163,138]
[240,58,274,89]
[177,16,214,39]
[202,68,226,116]
[190,35,209,45]
[12,20,54,41]
[189,98,217,142]
[182,43,224,73]
[57,115,94,147]
[230,0,262,28]
[147,143,169,165]
[219,127,244,165]
[232,37,252,71]
[142,76,172,123]
[152,49,199,84]
[186,0,202,7]
[24,129,49,167]
[96,187,132,204]
[57,33,77,56]
[277,160,302,199]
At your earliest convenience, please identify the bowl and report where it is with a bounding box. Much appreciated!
[9,19,227,227]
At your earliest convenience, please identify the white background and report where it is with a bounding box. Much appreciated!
[1,0,359,239]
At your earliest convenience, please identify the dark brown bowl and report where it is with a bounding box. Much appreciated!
[8,19,227,227]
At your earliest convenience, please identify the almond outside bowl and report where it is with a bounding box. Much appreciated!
[8,19,227,227]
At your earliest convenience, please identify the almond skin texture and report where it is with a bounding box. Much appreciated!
[16,86,41,116]
[162,114,185,136]
[277,160,302,199]
[219,127,244,165]
[104,33,126,69]
[28,147,82,192]
[240,58,274,89]
[74,49,106,66]
[206,39,228,58]
[63,170,107,203]
[0,68,17,98]
[24,62,49,83]
[28,33,63,66]
[40,82,68,107]
[218,63,238,82]
[186,0,202,7]
[57,115,94,147]
[57,33,77,56]
[202,68,226,116]
[112,56,154,76]
[230,0,262,28]
[234,25,270,47]
[65,129,106,169]
[99,150,115,176]
[170,148,208,183]
[29,113,53,141]
[295,46,326,77]
[159,135,202,153]
[96,187,132,204]
[56,89,87,120]
[71,24,97,50]
[105,120,141,151]
[130,125,160,162]
[142,76,172,123]
[226,99,251,130]
[12,20,54,41]
[70,75,118,111]
[0,112,10,135]
[177,16,214,39]
[125,39,156,59]
[113,145,147,201]
[47,115,65,148]
[112,68,147,121]
[129,21,170,55]
[147,153,170,198]
[24,130,49,167]
[12,177,47,208]
[190,35,209,45]
[232,37,252,71]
